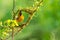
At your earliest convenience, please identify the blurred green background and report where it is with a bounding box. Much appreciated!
[0,0,60,40]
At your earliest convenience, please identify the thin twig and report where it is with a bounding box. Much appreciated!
[13,0,15,20]
[12,0,15,40]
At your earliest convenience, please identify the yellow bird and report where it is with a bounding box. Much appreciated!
[16,11,24,22]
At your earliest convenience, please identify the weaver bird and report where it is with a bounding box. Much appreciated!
[16,11,24,22]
